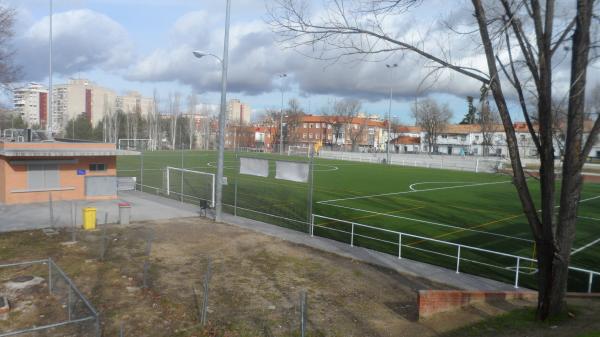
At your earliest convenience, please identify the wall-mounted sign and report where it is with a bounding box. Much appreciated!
[77,169,86,176]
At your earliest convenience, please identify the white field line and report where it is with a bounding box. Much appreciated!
[579,216,600,221]
[571,237,600,256]
[322,203,534,243]
[579,195,600,203]
[408,181,476,191]
[319,180,513,204]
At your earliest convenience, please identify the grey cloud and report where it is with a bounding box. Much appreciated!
[15,9,134,81]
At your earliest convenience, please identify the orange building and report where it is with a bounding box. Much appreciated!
[0,141,137,204]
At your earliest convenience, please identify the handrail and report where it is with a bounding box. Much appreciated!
[312,214,599,292]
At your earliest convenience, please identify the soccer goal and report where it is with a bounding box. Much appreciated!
[118,139,153,151]
[288,145,311,157]
[165,167,215,207]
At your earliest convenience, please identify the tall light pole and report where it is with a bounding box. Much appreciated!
[191,0,231,222]
[48,0,53,135]
[279,73,287,154]
[386,63,398,164]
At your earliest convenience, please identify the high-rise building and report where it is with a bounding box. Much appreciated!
[227,99,251,125]
[52,79,117,128]
[116,91,154,116]
[13,83,48,128]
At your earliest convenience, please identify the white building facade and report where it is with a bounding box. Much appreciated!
[13,83,48,128]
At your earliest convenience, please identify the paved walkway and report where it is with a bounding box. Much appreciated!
[0,191,200,232]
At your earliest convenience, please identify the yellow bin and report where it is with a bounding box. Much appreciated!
[82,207,97,230]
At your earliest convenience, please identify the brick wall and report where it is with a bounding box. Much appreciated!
[417,290,538,319]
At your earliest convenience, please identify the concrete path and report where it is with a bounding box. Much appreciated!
[0,191,200,232]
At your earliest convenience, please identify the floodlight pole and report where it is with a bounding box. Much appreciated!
[192,0,231,222]
[213,0,232,222]
[279,73,287,154]
[48,0,53,134]
[386,64,398,165]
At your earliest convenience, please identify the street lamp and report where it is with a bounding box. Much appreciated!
[279,73,287,154]
[191,0,231,222]
[386,63,398,164]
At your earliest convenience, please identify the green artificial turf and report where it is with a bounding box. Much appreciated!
[117,150,600,292]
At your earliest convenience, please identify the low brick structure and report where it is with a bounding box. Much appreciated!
[417,290,538,319]
[0,141,138,204]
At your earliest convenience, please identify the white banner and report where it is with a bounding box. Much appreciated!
[275,161,309,183]
[240,157,269,177]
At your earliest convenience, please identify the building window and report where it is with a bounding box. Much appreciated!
[315,123,320,128]
[309,133,313,139]
[303,133,307,139]
[309,123,314,128]
[441,135,448,139]
[316,134,320,139]
[303,123,308,128]
[89,163,107,171]
[28,164,59,190]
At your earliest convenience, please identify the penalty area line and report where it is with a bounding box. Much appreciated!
[318,180,513,204]
[323,203,533,243]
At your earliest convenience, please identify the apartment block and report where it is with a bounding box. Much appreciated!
[13,83,48,128]
[52,79,117,129]
[227,99,251,125]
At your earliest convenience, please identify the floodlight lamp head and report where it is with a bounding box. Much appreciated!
[192,51,207,59]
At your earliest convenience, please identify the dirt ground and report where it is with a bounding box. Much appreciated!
[0,217,593,337]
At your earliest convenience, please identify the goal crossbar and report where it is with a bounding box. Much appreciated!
[166,167,215,208]
[118,138,153,150]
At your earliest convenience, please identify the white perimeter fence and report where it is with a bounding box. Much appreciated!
[318,150,508,173]
[311,214,600,293]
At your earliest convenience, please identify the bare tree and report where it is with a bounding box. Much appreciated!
[333,98,363,150]
[0,5,19,90]
[187,94,198,150]
[269,0,600,319]
[411,98,452,153]
[284,98,305,145]
[478,87,501,156]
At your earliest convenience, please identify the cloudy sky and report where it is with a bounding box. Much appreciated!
[4,0,597,123]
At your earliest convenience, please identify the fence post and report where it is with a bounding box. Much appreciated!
[514,257,520,289]
[95,314,101,337]
[140,151,144,191]
[67,285,72,320]
[310,214,314,237]
[475,159,480,173]
[300,291,307,337]
[350,223,355,247]
[234,174,238,217]
[588,273,594,294]
[48,258,53,294]
[398,233,402,259]
[456,246,461,274]
[201,258,212,326]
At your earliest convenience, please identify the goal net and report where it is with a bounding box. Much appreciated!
[165,167,215,207]
[118,139,153,151]
[288,145,310,157]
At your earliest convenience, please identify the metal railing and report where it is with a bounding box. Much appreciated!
[318,151,507,173]
[311,214,600,293]
[0,258,100,337]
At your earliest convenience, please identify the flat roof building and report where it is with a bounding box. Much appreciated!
[0,136,137,204]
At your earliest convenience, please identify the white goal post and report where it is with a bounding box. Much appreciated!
[288,145,311,157]
[165,167,215,208]
[118,138,153,151]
